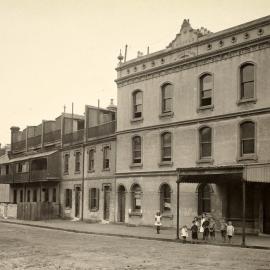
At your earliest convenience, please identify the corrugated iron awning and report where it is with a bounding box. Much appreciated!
[177,165,244,183]
[7,150,58,163]
[246,164,270,183]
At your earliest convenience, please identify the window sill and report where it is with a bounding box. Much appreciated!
[129,211,143,217]
[237,98,257,105]
[65,207,72,210]
[196,158,214,164]
[197,105,214,112]
[130,117,143,123]
[161,212,173,219]
[74,171,81,174]
[159,112,174,119]
[89,207,99,212]
[158,161,173,167]
[237,154,258,162]
[102,168,110,172]
[130,163,143,169]
[88,169,95,173]
[63,172,69,175]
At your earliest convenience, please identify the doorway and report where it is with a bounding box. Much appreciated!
[263,185,270,234]
[75,186,81,218]
[103,186,110,221]
[118,185,126,222]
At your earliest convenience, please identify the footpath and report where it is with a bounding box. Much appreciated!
[1,218,270,250]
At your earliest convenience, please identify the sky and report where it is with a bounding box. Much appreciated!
[0,0,269,145]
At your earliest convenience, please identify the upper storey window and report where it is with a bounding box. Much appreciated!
[240,63,255,100]
[161,84,173,113]
[240,121,255,156]
[199,127,212,159]
[133,90,143,119]
[200,74,212,107]
[161,132,172,162]
[132,136,142,164]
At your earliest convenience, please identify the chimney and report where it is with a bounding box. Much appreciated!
[107,99,117,112]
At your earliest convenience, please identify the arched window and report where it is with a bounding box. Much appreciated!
[240,63,254,100]
[133,90,143,118]
[198,183,211,215]
[161,132,172,162]
[200,74,212,107]
[160,184,171,213]
[199,127,212,158]
[161,84,173,113]
[240,121,255,156]
[131,184,142,212]
[132,136,142,164]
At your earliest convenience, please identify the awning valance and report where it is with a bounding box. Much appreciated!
[177,165,244,183]
[246,164,270,183]
[7,150,58,164]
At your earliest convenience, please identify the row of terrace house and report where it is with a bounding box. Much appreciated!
[0,100,117,221]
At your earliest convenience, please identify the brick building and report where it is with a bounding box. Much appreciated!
[115,16,270,234]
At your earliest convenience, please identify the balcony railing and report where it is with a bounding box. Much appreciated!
[28,135,42,148]
[12,140,26,152]
[0,174,13,184]
[30,169,47,181]
[63,129,84,145]
[14,172,29,183]
[44,130,61,144]
[88,121,116,139]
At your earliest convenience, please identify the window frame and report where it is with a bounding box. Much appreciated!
[161,83,173,115]
[159,183,172,214]
[160,132,172,163]
[197,183,212,215]
[65,189,72,208]
[131,184,142,213]
[199,126,212,159]
[74,151,81,173]
[88,148,95,172]
[198,73,214,111]
[89,188,99,211]
[63,153,70,174]
[102,145,110,170]
[238,62,256,103]
[132,136,142,164]
[132,90,143,120]
[239,121,256,158]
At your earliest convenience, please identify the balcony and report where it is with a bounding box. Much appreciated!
[28,135,42,149]
[44,130,61,145]
[14,172,29,183]
[88,121,116,140]
[63,129,84,145]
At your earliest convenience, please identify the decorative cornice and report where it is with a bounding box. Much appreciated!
[116,107,270,136]
[116,39,270,87]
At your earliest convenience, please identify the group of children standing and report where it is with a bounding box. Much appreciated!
[155,212,235,244]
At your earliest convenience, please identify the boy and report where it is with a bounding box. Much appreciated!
[191,220,198,243]
[220,218,227,242]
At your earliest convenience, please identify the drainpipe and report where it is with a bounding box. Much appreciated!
[81,144,85,221]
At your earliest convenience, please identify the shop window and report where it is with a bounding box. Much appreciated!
[131,184,142,212]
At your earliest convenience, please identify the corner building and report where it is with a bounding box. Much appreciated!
[115,17,270,234]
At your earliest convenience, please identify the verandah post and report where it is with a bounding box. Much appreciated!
[242,178,246,247]
[176,173,180,239]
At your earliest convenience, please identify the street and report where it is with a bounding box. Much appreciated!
[0,223,269,270]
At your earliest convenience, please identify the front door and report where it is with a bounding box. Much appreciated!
[263,185,270,234]
[103,186,110,220]
[75,186,81,218]
[118,186,126,222]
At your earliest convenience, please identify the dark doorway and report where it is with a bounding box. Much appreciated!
[103,186,110,220]
[75,186,81,218]
[118,186,126,222]
[263,185,270,234]
[198,183,211,215]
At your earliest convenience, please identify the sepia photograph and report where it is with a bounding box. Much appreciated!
[0,0,270,269]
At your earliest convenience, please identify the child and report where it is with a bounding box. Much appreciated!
[209,218,216,240]
[181,225,189,243]
[226,221,234,244]
[154,211,162,234]
[202,217,210,241]
[220,218,227,242]
[191,220,198,243]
